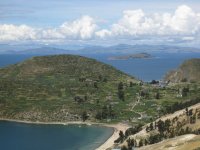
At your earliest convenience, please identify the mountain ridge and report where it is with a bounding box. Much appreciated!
[1,45,200,55]
[165,58,200,83]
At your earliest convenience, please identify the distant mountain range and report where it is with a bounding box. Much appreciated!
[8,47,76,55]
[0,44,200,55]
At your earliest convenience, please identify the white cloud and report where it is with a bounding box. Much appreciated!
[0,16,97,42]
[58,16,97,39]
[0,24,37,41]
[40,15,97,41]
[162,5,200,34]
[0,5,200,45]
[96,5,200,38]
[95,29,111,38]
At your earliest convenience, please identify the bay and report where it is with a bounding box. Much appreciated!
[0,121,113,150]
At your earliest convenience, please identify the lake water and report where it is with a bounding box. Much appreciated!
[1,52,200,81]
[0,121,113,150]
[89,52,200,81]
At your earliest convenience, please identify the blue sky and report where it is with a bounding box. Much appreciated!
[1,0,199,27]
[0,0,200,46]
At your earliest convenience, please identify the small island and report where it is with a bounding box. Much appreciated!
[108,52,153,60]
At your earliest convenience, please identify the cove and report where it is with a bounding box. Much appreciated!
[0,121,113,150]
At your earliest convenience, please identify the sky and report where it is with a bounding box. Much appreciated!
[0,0,200,46]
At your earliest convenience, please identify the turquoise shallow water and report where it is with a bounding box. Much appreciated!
[0,121,113,150]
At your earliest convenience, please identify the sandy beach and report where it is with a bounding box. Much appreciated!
[0,118,130,150]
[96,123,130,150]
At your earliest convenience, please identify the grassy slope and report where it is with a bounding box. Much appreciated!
[0,55,138,122]
[118,98,200,150]
[165,58,200,83]
[0,55,199,124]
[138,134,200,150]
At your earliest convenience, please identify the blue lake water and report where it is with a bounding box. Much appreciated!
[88,52,200,81]
[1,52,199,81]
[0,121,113,150]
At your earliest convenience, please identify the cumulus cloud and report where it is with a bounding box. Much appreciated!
[0,24,37,41]
[0,16,97,42]
[96,5,200,38]
[41,16,97,40]
[0,5,200,44]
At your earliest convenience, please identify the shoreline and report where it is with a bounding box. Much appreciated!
[96,123,130,150]
[0,118,130,150]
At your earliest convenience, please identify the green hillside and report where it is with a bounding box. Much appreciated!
[0,55,138,122]
[0,55,199,124]
[165,58,200,83]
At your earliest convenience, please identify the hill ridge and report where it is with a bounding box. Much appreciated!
[165,58,200,83]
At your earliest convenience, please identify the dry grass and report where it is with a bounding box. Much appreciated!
[138,134,200,150]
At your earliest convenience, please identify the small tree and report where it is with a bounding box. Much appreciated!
[95,111,102,120]
[164,119,171,132]
[118,82,125,101]
[94,82,98,88]
[189,109,193,116]
[103,78,107,82]
[84,95,88,101]
[146,126,150,132]
[157,119,165,133]
[98,75,102,81]
[181,87,189,97]
[82,111,88,122]
[118,82,124,90]
[149,122,154,131]
[186,107,189,116]
[119,130,125,143]
[130,82,134,87]
[127,138,134,149]
[118,90,125,101]
[155,92,160,99]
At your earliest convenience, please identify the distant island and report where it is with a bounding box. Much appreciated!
[108,52,153,60]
